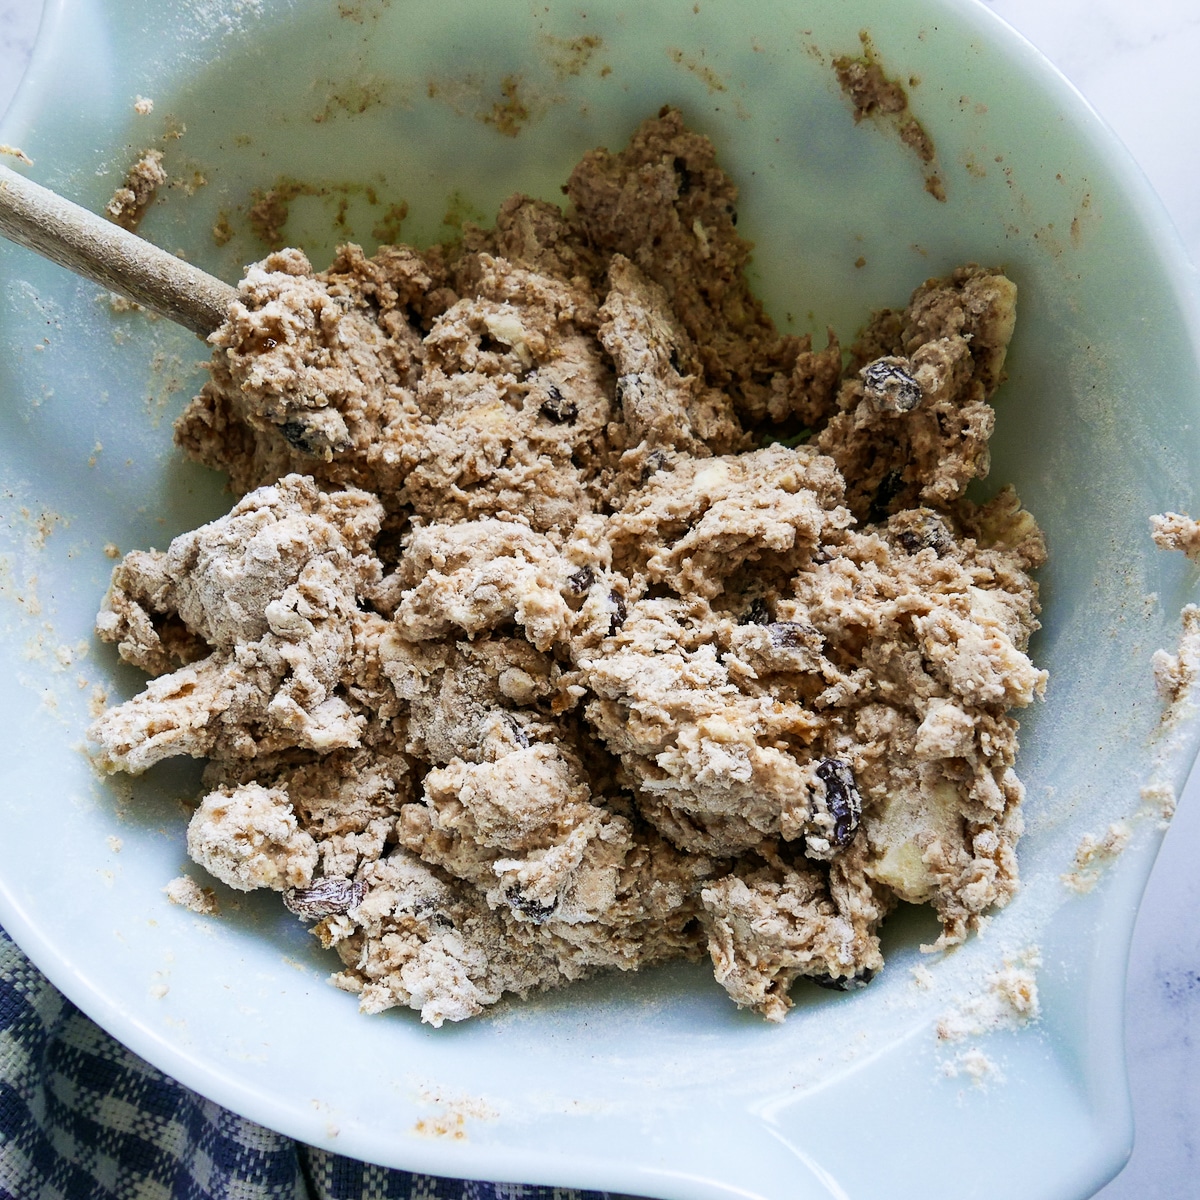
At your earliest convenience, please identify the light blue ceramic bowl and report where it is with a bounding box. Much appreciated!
[2,1,1199,1197]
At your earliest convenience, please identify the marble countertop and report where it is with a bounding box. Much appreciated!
[2,1,1198,1196]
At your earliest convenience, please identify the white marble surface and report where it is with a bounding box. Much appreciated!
[2,1,1199,1196]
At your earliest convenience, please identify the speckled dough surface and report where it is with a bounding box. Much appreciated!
[89,109,1047,1025]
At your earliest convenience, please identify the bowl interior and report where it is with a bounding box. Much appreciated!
[2,1,1199,1197]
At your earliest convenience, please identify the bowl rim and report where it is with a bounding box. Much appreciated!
[2,0,1200,1196]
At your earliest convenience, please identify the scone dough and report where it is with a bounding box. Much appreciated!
[91,109,1046,1025]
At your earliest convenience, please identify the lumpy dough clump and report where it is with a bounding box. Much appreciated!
[90,109,1047,1025]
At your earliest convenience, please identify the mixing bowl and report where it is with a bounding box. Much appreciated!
[2,0,1199,1197]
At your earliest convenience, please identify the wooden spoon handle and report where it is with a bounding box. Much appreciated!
[0,162,236,337]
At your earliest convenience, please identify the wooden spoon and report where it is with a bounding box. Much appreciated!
[0,161,236,337]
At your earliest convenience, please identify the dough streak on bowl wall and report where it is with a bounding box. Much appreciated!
[87,108,1047,1027]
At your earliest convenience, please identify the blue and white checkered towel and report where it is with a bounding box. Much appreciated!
[0,925,621,1200]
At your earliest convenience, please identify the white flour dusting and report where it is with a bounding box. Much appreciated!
[936,946,1040,1043]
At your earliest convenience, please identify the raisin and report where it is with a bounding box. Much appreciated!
[540,384,577,424]
[615,373,640,408]
[503,711,531,748]
[740,597,771,625]
[410,898,455,929]
[280,420,319,454]
[568,566,595,594]
[283,877,365,920]
[868,470,904,524]
[505,886,556,924]
[861,357,923,412]
[893,512,954,556]
[811,967,876,992]
[674,155,693,195]
[640,449,667,482]
[769,620,818,648]
[608,590,627,635]
[815,757,862,847]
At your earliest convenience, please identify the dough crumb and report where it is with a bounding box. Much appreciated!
[1140,781,1177,825]
[911,965,935,990]
[187,785,318,893]
[832,32,943,202]
[941,1047,1003,1086]
[134,95,155,116]
[1153,603,1200,721]
[1151,511,1200,561]
[105,149,167,231]
[1061,820,1132,894]
[0,144,33,166]
[106,292,146,314]
[165,874,220,915]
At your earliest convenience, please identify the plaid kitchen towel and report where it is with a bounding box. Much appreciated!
[0,925,623,1200]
